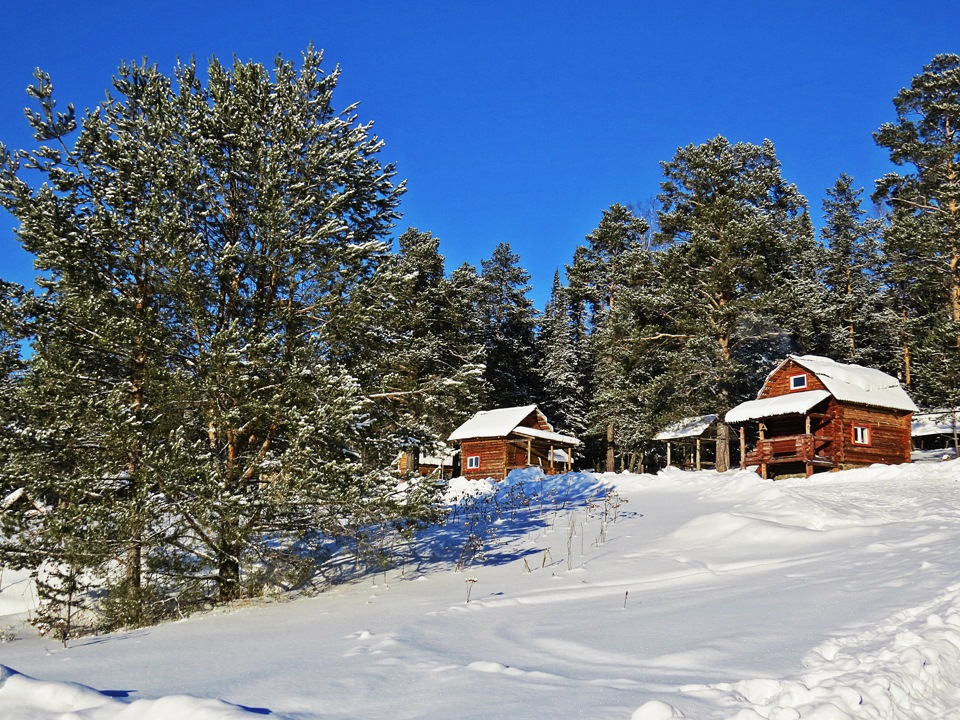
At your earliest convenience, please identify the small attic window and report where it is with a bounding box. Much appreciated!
[789,374,808,391]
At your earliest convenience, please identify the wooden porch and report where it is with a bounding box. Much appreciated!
[506,435,575,475]
[743,431,837,479]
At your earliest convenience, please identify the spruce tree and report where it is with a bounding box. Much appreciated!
[819,174,898,370]
[478,243,541,408]
[362,229,484,468]
[536,271,588,437]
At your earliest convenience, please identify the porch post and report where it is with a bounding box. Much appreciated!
[550,444,555,472]
[696,438,702,471]
[666,442,672,467]
[739,425,746,470]
[759,422,767,479]
[526,439,532,465]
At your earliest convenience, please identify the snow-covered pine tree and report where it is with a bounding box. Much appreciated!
[818,174,898,370]
[448,263,491,404]
[567,204,650,471]
[0,67,196,628]
[0,48,429,623]
[874,54,960,406]
[478,243,541,408]
[652,136,810,470]
[360,228,484,470]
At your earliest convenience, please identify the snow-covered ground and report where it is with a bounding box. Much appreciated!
[2,460,960,719]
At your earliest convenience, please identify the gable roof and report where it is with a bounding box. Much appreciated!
[654,414,718,441]
[776,355,917,413]
[448,405,542,441]
[448,405,579,446]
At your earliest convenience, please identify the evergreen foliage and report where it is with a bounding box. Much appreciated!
[567,204,651,470]
[644,137,810,469]
[0,49,440,634]
[536,271,588,437]
[477,243,541,408]
[874,53,960,406]
[362,228,484,466]
[3,48,957,636]
[819,174,898,370]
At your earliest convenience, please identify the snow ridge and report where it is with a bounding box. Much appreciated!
[696,582,960,719]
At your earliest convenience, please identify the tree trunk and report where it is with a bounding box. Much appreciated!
[218,545,241,603]
[715,422,731,472]
[902,308,912,387]
[605,422,616,472]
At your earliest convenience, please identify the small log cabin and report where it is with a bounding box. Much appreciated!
[654,414,719,470]
[448,405,580,481]
[725,355,917,479]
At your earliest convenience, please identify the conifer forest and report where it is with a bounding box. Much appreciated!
[0,48,957,637]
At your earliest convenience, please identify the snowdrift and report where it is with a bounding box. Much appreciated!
[2,461,960,718]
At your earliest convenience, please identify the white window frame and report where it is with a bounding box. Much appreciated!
[789,374,808,391]
[852,425,871,446]
[466,455,481,469]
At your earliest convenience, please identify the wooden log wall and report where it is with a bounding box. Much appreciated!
[460,438,509,480]
[760,360,830,397]
[836,406,912,466]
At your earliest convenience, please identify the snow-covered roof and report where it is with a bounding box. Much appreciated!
[448,405,580,446]
[513,425,580,446]
[725,390,831,424]
[783,355,917,413]
[912,410,959,438]
[654,414,718,441]
[420,448,458,467]
[448,405,543,441]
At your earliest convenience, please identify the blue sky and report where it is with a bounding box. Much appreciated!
[1,1,958,307]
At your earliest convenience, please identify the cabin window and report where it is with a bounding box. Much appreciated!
[852,425,871,446]
[789,374,808,391]
[466,455,481,469]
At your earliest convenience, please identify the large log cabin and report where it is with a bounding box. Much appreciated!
[725,355,917,479]
[448,405,580,481]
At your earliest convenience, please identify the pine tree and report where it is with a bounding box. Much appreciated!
[874,54,960,406]
[651,136,810,469]
[0,48,428,626]
[567,204,650,470]
[362,228,484,468]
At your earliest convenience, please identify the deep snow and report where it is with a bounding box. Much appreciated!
[2,460,960,719]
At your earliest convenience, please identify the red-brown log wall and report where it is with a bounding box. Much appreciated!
[760,360,830,398]
[460,439,508,480]
[836,405,912,466]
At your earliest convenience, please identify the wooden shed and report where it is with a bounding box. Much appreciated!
[912,409,959,461]
[654,414,719,470]
[398,447,458,479]
[448,405,580,481]
[725,355,917,479]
